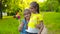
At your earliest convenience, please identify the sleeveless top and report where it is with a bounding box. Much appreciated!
[20,19,28,34]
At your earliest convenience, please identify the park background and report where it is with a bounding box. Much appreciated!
[0,0,60,34]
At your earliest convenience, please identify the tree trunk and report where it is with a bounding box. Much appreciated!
[0,0,2,19]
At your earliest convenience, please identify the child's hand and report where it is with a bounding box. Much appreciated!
[38,31,41,34]
[18,27,22,32]
[18,22,24,32]
[36,24,41,29]
[38,33,41,34]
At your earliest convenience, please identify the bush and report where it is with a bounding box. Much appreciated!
[7,12,16,16]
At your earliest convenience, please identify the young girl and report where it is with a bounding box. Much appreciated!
[26,2,47,34]
[18,9,31,34]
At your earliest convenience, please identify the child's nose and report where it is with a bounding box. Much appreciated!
[26,15,29,17]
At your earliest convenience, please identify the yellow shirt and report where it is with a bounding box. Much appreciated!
[28,13,43,28]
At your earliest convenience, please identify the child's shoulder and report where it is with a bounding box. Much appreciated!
[22,19,25,22]
[22,19,27,24]
[35,14,42,17]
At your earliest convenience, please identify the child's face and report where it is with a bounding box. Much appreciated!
[29,6,37,13]
[24,11,30,20]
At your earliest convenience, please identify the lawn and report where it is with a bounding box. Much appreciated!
[43,12,60,34]
[0,12,60,34]
[0,18,19,34]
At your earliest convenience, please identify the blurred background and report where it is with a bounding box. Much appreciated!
[0,0,60,34]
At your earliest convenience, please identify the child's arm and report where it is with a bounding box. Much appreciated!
[18,22,24,32]
[37,20,44,34]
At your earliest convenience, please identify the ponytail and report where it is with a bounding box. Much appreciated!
[30,2,39,13]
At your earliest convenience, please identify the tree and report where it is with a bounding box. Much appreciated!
[40,0,59,11]
[0,0,2,19]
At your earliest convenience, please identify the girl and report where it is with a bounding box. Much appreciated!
[26,2,47,34]
[18,9,31,34]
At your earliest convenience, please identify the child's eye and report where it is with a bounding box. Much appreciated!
[24,13,27,15]
[30,7,33,9]
[30,8,33,9]
[24,13,26,15]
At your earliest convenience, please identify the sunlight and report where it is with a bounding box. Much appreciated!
[38,0,47,2]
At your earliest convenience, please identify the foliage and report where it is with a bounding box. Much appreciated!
[1,0,60,15]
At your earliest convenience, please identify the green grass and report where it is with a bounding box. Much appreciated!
[0,18,19,34]
[0,12,60,34]
[43,12,60,34]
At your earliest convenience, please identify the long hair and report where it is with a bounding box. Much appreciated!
[30,2,39,13]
